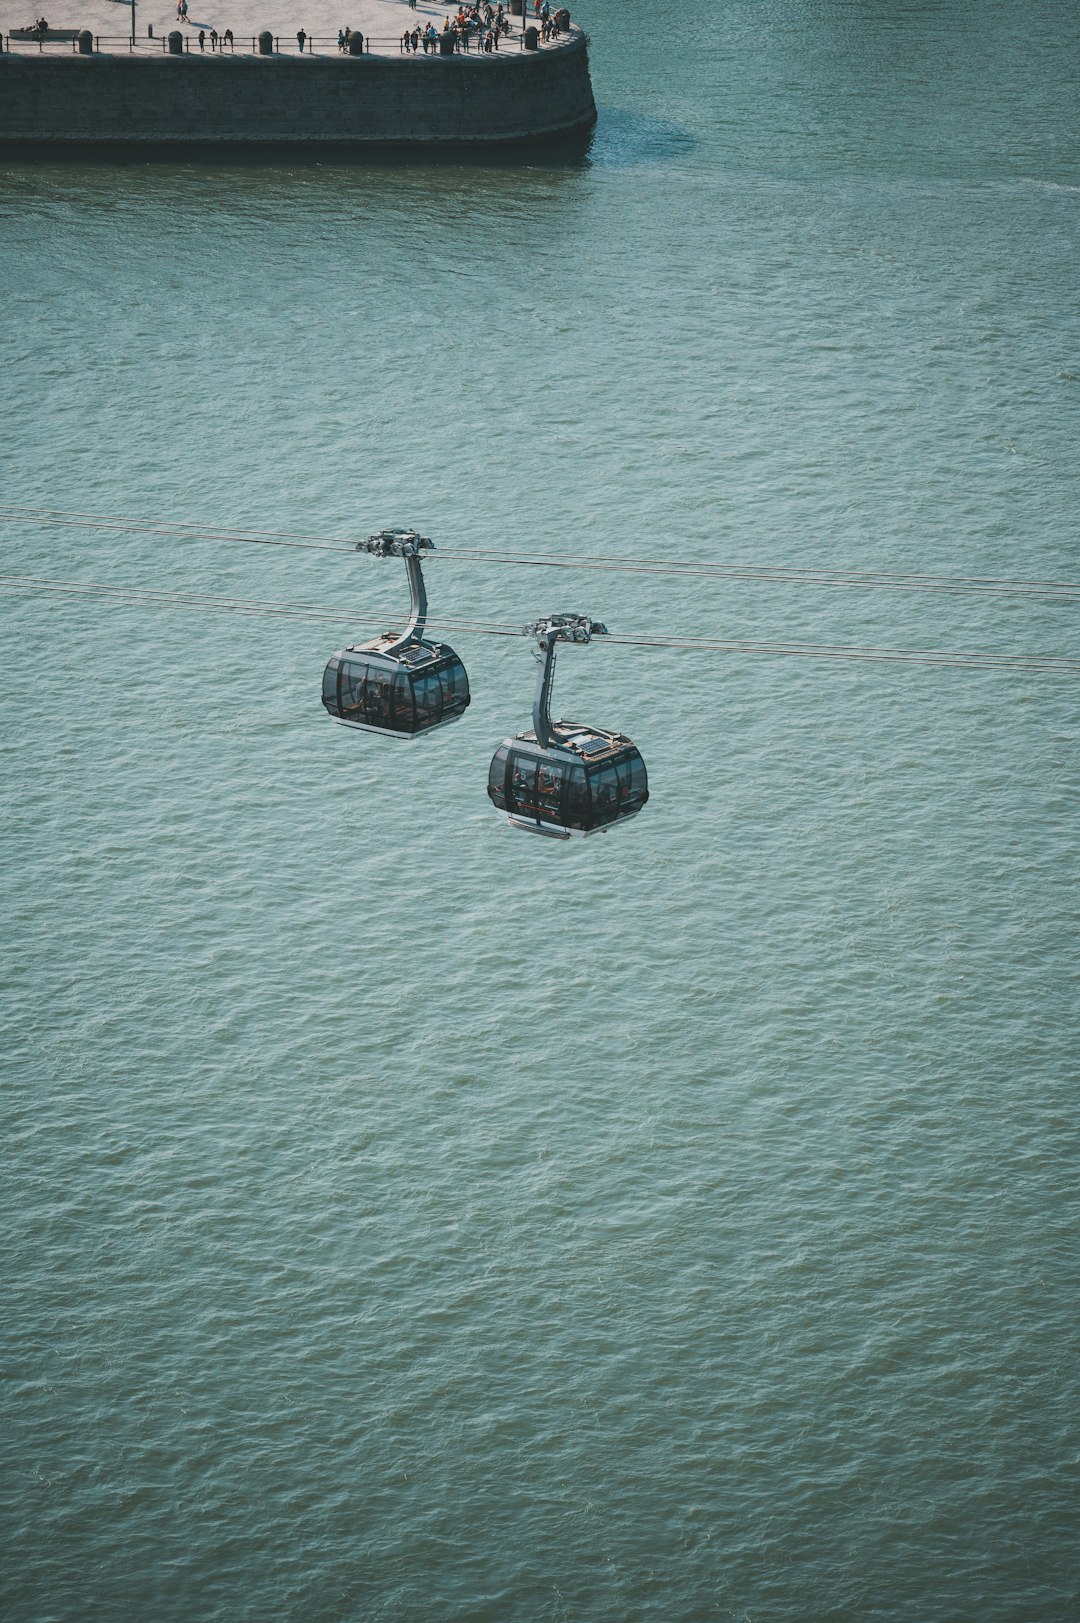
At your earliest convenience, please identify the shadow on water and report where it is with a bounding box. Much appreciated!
[0,133,594,173]
[0,107,691,177]
[587,105,694,169]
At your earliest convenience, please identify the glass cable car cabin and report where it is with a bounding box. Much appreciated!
[487,614,648,838]
[321,528,470,738]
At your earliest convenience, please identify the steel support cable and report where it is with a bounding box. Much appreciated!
[2,573,1078,674]
[0,505,356,555]
[604,631,1080,672]
[444,550,1080,603]
[2,504,1079,603]
[0,574,523,636]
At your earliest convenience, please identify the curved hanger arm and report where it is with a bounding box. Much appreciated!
[356,528,433,656]
[524,614,608,750]
[382,552,428,655]
[532,635,558,749]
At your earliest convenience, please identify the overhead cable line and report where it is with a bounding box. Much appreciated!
[2,572,1077,675]
[0,573,522,636]
[0,503,356,555]
[440,549,1080,603]
[2,503,1078,604]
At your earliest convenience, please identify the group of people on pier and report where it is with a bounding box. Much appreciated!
[106,1,569,58]
[189,23,236,49]
[172,0,234,47]
[395,1,568,54]
[396,6,509,54]
[533,2,568,43]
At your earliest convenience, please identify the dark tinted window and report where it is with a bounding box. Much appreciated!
[414,671,442,728]
[322,657,341,710]
[589,762,620,823]
[566,765,588,829]
[441,657,468,710]
[616,750,648,804]
[536,758,567,818]
[342,658,370,720]
[508,752,538,817]
[392,670,414,731]
[366,671,393,728]
[488,744,510,809]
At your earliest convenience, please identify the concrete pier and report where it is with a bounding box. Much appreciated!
[0,0,596,146]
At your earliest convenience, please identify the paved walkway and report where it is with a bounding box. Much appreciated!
[0,0,563,56]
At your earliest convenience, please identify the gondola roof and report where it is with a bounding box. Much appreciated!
[508,724,638,762]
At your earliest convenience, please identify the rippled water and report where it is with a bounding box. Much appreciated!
[3,3,1079,1618]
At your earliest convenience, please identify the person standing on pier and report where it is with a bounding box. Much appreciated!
[297,27,306,50]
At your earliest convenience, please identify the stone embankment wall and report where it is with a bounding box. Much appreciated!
[0,32,595,145]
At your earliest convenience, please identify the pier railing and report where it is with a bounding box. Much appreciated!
[1,27,566,56]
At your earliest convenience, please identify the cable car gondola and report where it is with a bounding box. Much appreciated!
[321,528,470,737]
[487,614,649,838]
